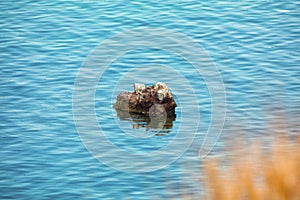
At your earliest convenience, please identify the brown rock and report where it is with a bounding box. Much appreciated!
[113,82,177,117]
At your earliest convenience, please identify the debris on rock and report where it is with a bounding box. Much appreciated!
[114,82,177,117]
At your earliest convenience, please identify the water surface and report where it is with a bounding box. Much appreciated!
[1,0,300,199]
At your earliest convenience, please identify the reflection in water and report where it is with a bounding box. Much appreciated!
[115,107,176,135]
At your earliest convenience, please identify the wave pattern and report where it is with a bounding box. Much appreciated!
[0,0,299,199]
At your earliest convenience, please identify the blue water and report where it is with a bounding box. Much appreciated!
[1,0,300,199]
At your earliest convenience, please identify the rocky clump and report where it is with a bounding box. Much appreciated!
[113,82,177,117]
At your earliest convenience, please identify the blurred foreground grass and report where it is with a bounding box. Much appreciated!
[202,135,300,200]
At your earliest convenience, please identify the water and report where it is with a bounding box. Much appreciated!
[1,0,300,199]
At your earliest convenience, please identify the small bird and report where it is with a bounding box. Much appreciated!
[157,89,165,101]
[134,83,146,102]
[155,82,168,101]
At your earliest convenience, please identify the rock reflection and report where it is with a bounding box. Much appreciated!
[114,108,176,135]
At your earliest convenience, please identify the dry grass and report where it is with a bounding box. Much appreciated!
[203,135,300,200]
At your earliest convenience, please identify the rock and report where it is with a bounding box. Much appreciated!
[114,83,177,133]
[114,82,177,117]
[114,82,177,134]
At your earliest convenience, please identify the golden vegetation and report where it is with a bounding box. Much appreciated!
[203,135,300,200]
